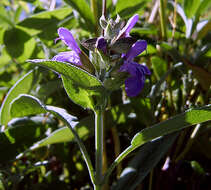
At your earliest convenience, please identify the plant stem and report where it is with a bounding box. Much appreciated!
[159,0,167,39]
[95,109,104,189]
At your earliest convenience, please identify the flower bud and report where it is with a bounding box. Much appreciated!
[100,15,107,29]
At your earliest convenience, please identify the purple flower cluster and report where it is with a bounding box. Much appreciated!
[53,14,150,97]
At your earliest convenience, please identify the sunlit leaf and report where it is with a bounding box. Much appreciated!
[17,8,72,38]
[0,69,39,126]
[64,0,95,33]
[10,94,46,118]
[131,105,211,147]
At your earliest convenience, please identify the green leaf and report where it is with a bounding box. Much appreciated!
[4,27,36,61]
[0,5,14,28]
[35,127,74,147]
[33,123,92,148]
[14,6,23,24]
[64,0,95,33]
[151,56,167,80]
[131,105,211,147]
[112,133,178,190]
[0,69,39,126]
[17,8,72,37]
[10,94,94,147]
[28,59,104,109]
[184,0,201,18]
[10,94,46,118]
[104,105,211,182]
[62,75,93,109]
[195,0,211,17]
[131,27,158,36]
[115,0,150,18]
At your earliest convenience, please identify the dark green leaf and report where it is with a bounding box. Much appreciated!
[111,37,137,53]
[0,116,55,162]
[195,0,211,17]
[131,27,158,35]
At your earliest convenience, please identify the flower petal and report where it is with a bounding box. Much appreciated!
[125,75,145,97]
[124,14,139,35]
[137,64,151,75]
[124,40,147,61]
[58,27,81,54]
[96,37,107,53]
[52,51,82,66]
[118,14,139,38]
[120,62,150,97]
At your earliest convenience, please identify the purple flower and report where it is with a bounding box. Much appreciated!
[120,40,150,97]
[96,37,107,54]
[52,27,82,66]
[117,14,139,39]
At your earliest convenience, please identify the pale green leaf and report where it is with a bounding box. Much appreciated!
[0,69,39,126]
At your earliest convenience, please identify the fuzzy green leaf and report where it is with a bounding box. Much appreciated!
[28,59,105,109]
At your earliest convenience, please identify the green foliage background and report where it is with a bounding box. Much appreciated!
[0,0,210,189]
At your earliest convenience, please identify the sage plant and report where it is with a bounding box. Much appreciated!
[28,13,150,189]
